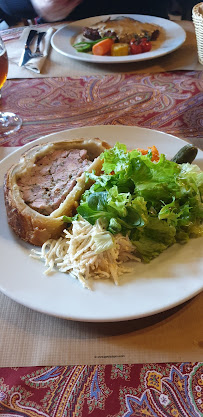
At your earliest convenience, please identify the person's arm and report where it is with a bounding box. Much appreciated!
[30,0,82,21]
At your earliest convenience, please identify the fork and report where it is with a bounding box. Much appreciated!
[32,32,46,57]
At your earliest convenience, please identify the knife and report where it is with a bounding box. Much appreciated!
[19,29,38,66]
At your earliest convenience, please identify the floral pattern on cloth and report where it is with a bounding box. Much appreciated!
[0,363,202,416]
[0,71,203,148]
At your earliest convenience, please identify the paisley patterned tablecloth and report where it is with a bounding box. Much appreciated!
[0,70,203,148]
[0,363,203,417]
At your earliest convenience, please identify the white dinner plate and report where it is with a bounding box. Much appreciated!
[51,14,186,64]
[0,125,202,322]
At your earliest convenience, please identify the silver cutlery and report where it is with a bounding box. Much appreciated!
[19,29,37,66]
[33,31,46,56]
[19,30,46,66]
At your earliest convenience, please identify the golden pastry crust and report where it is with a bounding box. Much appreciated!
[4,138,110,246]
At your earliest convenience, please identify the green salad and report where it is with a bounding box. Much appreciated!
[66,143,203,263]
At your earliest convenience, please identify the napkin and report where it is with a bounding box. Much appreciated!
[18,27,54,73]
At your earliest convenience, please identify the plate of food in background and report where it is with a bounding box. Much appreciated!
[51,14,186,63]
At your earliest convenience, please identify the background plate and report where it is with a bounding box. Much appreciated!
[51,14,186,64]
[0,125,202,322]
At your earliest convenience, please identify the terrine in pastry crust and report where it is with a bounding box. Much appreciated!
[4,138,110,246]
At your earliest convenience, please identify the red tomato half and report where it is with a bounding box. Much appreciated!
[141,41,152,52]
[130,43,143,55]
[140,37,148,43]
[129,38,137,46]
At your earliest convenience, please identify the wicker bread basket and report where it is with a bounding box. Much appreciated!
[192,2,203,64]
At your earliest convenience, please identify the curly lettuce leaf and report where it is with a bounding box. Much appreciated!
[76,142,203,262]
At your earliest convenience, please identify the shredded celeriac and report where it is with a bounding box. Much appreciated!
[30,217,140,289]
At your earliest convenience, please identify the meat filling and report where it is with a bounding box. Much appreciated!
[82,17,160,44]
[17,149,92,215]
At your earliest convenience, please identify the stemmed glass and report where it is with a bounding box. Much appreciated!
[0,35,22,135]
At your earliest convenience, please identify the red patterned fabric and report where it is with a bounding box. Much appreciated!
[0,363,202,416]
[1,71,203,147]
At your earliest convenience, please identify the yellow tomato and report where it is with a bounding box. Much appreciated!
[111,43,129,56]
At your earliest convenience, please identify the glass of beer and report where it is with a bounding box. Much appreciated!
[0,35,22,135]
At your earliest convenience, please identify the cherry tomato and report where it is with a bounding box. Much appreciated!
[129,37,137,46]
[140,37,148,44]
[130,43,143,55]
[141,41,152,52]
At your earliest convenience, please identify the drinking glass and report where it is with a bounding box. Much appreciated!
[0,35,22,135]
